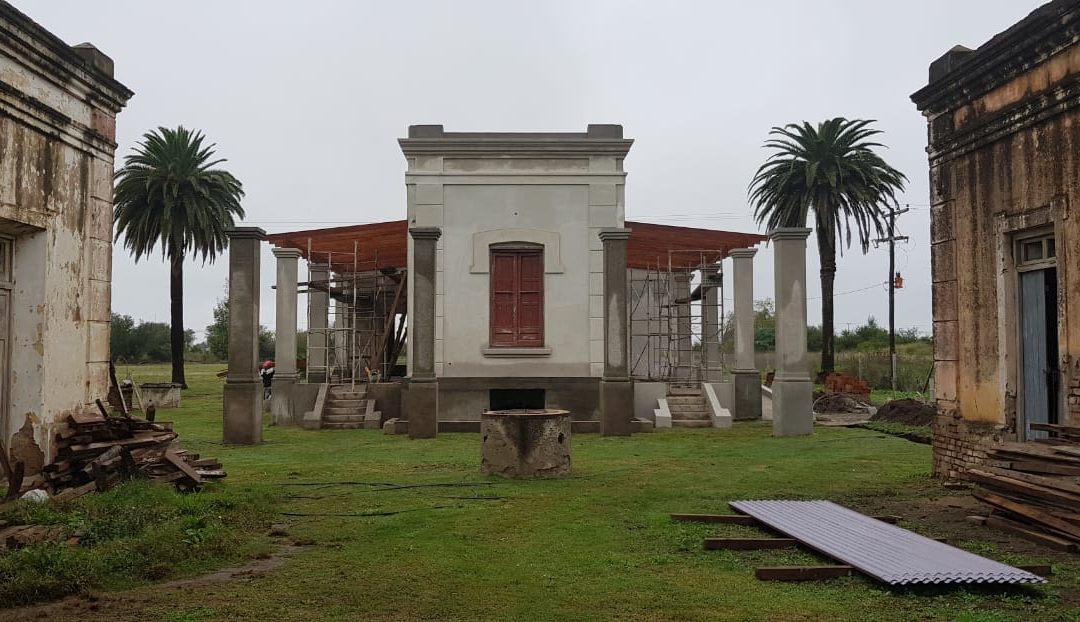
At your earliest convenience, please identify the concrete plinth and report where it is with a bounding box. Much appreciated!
[769,228,813,437]
[224,382,262,443]
[481,410,571,479]
[600,379,634,436]
[773,378,814,435]
[731,370,762,421]
[270,374,298,425]
[223,227,265,445]
[404,380,438,439]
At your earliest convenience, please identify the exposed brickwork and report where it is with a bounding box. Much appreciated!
[931,407,1004,481]
[823,373,870,398]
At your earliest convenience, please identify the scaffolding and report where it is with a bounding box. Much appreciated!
[302,240,407,386]
[629,250,726,384]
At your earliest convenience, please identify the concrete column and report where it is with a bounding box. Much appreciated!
[405,227,440,439]
[271,248,301,425]
[673,271,692,379]
[770,228,813,436]
[729,248,761,421]
[223,227,265,444]
[700,265,721,382]
[599,228,633,436]
[307,262,330,383]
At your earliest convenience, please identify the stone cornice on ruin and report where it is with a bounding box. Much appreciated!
[0,1,134,110]
[911,0,1080,114]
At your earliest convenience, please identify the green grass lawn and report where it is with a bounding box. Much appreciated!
[7,362,1079,621]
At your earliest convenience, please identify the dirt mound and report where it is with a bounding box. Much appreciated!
[813,392,873,414]
[871,398,936,426]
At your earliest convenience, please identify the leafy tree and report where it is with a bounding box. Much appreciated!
[114,126,245,388]
[749,118,906,374]
[206,298,229,361]
[204,295,275,362]
[111,313,195,363]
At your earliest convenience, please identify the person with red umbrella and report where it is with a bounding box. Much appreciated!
[260,360,275,400]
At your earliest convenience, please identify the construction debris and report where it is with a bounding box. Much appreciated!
[971,426,1080,552]
[871,398,936,427]
[39,411,225,499]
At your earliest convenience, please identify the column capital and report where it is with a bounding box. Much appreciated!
[598,227,631,242]
[225,226,266,240]
[768,227,811,242]
[728,247,759,259]
[410,226,442,241]
[272,247,303,260]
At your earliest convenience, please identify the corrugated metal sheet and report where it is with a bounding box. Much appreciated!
[730,500,1046,585]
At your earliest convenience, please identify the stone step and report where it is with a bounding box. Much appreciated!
[325,406,365,417]
[666,396,706,406]
[322,422,366,430]
[324,414,366,424]
[329,390,366,401]
[672,420,712,428]
[671,411,711,421]
[325,398,366,409]
[668,385,702,396]
[669,408,709,417]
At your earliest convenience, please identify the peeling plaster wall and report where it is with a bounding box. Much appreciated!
[913,2,1080,476]
[0,3,131,468]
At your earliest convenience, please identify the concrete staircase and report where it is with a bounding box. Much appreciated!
[665,385,711,428]
[321,385,380,430]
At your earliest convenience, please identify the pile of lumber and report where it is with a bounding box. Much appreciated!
[970,423,1080,552]
[41,410,225,499]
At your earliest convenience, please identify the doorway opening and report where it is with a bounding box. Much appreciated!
[489,389,545,411]
[1016,232,1059,440]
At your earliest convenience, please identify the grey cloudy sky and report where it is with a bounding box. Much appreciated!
[15,0,1045,339]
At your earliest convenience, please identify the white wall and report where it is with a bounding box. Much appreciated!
[401,129,632,380]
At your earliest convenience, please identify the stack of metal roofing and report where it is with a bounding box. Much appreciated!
[730,500,1046,585]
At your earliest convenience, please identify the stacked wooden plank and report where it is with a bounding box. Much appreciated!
[970,424,1080,552]
[41,411,225,498]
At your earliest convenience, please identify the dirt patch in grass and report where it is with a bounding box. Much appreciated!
[871,398,936,427]
[0,544,307,621]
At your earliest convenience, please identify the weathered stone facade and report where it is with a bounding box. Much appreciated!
[0,2,132,468]
[912,0,1080,477]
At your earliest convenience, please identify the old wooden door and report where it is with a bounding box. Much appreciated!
[1019,268,1059,440]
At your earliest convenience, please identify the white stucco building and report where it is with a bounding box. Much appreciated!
[264,125,764,436]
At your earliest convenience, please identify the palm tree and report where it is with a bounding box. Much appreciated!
[114,126,245,388]
[748,118,906,375]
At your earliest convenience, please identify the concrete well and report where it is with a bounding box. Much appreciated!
[481,409,571,479]
[139,383,181,409]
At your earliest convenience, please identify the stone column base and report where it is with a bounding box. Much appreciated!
[224,380,262,444]
[404,380,439,439]
[731,370,763,421]
[270,374,298,426]
[600,378,634,437]
[772,378,813,436]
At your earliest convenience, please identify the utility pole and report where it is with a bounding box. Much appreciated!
[875,206,909,390]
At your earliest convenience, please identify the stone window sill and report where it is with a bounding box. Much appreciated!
[481,346,553,358]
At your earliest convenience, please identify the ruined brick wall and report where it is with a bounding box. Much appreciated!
[931,409,1003,481]
[913,1,1080,478]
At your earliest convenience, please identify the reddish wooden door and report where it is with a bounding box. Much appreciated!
[489,249,544,347]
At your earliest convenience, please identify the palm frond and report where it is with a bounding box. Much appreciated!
[114,126,246,264]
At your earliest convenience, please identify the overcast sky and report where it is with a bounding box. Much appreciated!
[15,0,1045,339]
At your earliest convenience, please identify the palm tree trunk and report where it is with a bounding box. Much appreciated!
[169,254,188,389]
[816,225,836,377]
